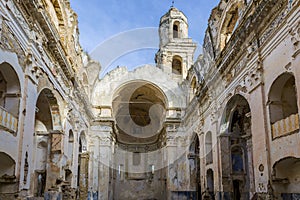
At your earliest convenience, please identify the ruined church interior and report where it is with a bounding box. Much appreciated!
[0,0,300,199]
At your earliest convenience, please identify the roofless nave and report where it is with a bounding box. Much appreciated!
[0,0,299,200]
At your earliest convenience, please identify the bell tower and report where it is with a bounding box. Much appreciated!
[155,7,197,82]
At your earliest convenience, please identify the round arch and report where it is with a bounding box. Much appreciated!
[91,65,186,109]
[173,21,180,38]
[112,80,168,107]
[0,62,21,117]
[0,152,16,176]
[218,0,246,50]
[268,72,298,123]
[271,157,300,196]
[172,55,183,75]
[35,88,62,131]
[112,80,167,144]
[220,94,251,135]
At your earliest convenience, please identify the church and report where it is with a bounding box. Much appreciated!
[0,0,299,199]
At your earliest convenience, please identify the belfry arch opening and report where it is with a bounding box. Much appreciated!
[172,56,182,75]
[173,21,180,38]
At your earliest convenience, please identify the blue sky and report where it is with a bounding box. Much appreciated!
[69,0,219,76]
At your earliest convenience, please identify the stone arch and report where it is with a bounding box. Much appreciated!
[33,88,63,196]
[271,157,300,198]
[113,80,168,108]
[91,66,185,110]
[112,81,167,144]
[35,88,62,131]
[220,94,251,135]
[268,72,298,139]
[0,152,15,176]
[0,62,21,133]
[219,94,253,199]
[0,152,16,193]
[218,0,246,50]
[172,55,182,75]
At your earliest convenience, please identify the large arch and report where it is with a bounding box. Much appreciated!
[35,88,62,131]
[91,65,186,110]
[0,62,21,133]
[271,157,300,198]
[219,94,254,199]
[112,80,167,145]
[111,80,168,199]
[268,73,299,139]
[32,88,63,197]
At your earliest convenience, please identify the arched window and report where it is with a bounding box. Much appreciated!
[173,21,180,38]
[172,56,182,75]
[269,73,299,138]
[205,132,213,165]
